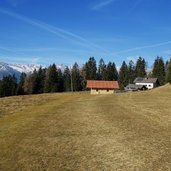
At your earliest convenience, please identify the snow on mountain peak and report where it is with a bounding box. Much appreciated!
[0,62,41,80]
[10,64,40,74]
[0,62,67,80]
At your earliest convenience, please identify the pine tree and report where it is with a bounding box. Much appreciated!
[106,62,118,81]
[166,59,171,84]
[11,75,17,96]
[84,57,97,80]
[165,60,169,82]
[97,58,106,80]
[135,57,146,77]
[128,60,136,83]
[32,67,46,94]
[165,60,169,71]
[152,57,165,85]
[0,75,17,97]
[71,63,82,91]
[44,64,58,93]
[38,67,46,93]
[118,61,129,89]
[31,70,39,94]
[17,72,26,95]
[57,69,64,92]
[0,80,2,97]
[64,67,71,91]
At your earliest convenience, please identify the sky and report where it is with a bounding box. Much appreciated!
[0,0,171,68]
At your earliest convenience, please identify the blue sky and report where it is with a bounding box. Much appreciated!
[0,0,171,68]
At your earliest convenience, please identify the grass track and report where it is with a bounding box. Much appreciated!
[0,86,171,171]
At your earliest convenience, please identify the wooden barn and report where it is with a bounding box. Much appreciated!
[86,80,119,94]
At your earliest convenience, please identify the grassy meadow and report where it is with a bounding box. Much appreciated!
[0,85,171,171]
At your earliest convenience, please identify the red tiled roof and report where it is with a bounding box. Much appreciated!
[87,80,119,89]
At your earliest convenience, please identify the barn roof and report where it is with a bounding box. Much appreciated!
[87,80,119,89]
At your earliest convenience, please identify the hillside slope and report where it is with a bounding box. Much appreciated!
[0,86,170,170]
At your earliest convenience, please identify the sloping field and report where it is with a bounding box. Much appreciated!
[0,85,171,171]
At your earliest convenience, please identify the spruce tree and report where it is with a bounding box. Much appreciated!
[118,61,129,89]
[135,57,146,77]
[166,60,171,84]
[44,64,58,93]
[165,60,169,72]
[57,69,64,92]
[31,70,39,94]
[71,63,82,91]
[128,60,136,83]
[0,80,2,97]
[32,67,46,94]
[64,67,71,91]
[17,72,26,95]
[0,75,17,97]
[11,75,17,96]
[106,62,118,81]
[84,57,97,80]
[38,68,46,93]
[98,58,106,80]
[152,57,165,85]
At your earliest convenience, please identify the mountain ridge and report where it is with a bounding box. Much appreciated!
[0,62,40,80]
[0,62,67,80]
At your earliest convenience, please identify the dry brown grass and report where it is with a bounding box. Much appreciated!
[0,85,171,171]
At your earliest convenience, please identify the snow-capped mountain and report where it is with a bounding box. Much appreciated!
[0,62,67,80]
[0,62,40,80]
[55,64,67,72]
[10,64,41,74]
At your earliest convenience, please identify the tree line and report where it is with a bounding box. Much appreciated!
[0,56,171,97]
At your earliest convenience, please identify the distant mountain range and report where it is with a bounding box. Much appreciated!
[0,62,40,80]
[0,62,66,80]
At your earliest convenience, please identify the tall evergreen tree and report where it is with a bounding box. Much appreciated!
[152,56,165,85]
[84,57,97,80]
[57,69,64,92]
[44,64,58,93]
[106,62,118,81]
[97,58,106,80]
[135,57,146,77]
[165,60,169,71]
[166,59,171,84]
[0,80,2,97]
[11,75,17,95]
[118,61,129,89]
[64,67,71,91]
[31,70,39,94]
[32,67,46,94]
[39,67,46,93]
[128,60,136,83]
[0,75,17,97]
[165,60,169,82]
[16,72,26,95]
[71,63,82,91]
